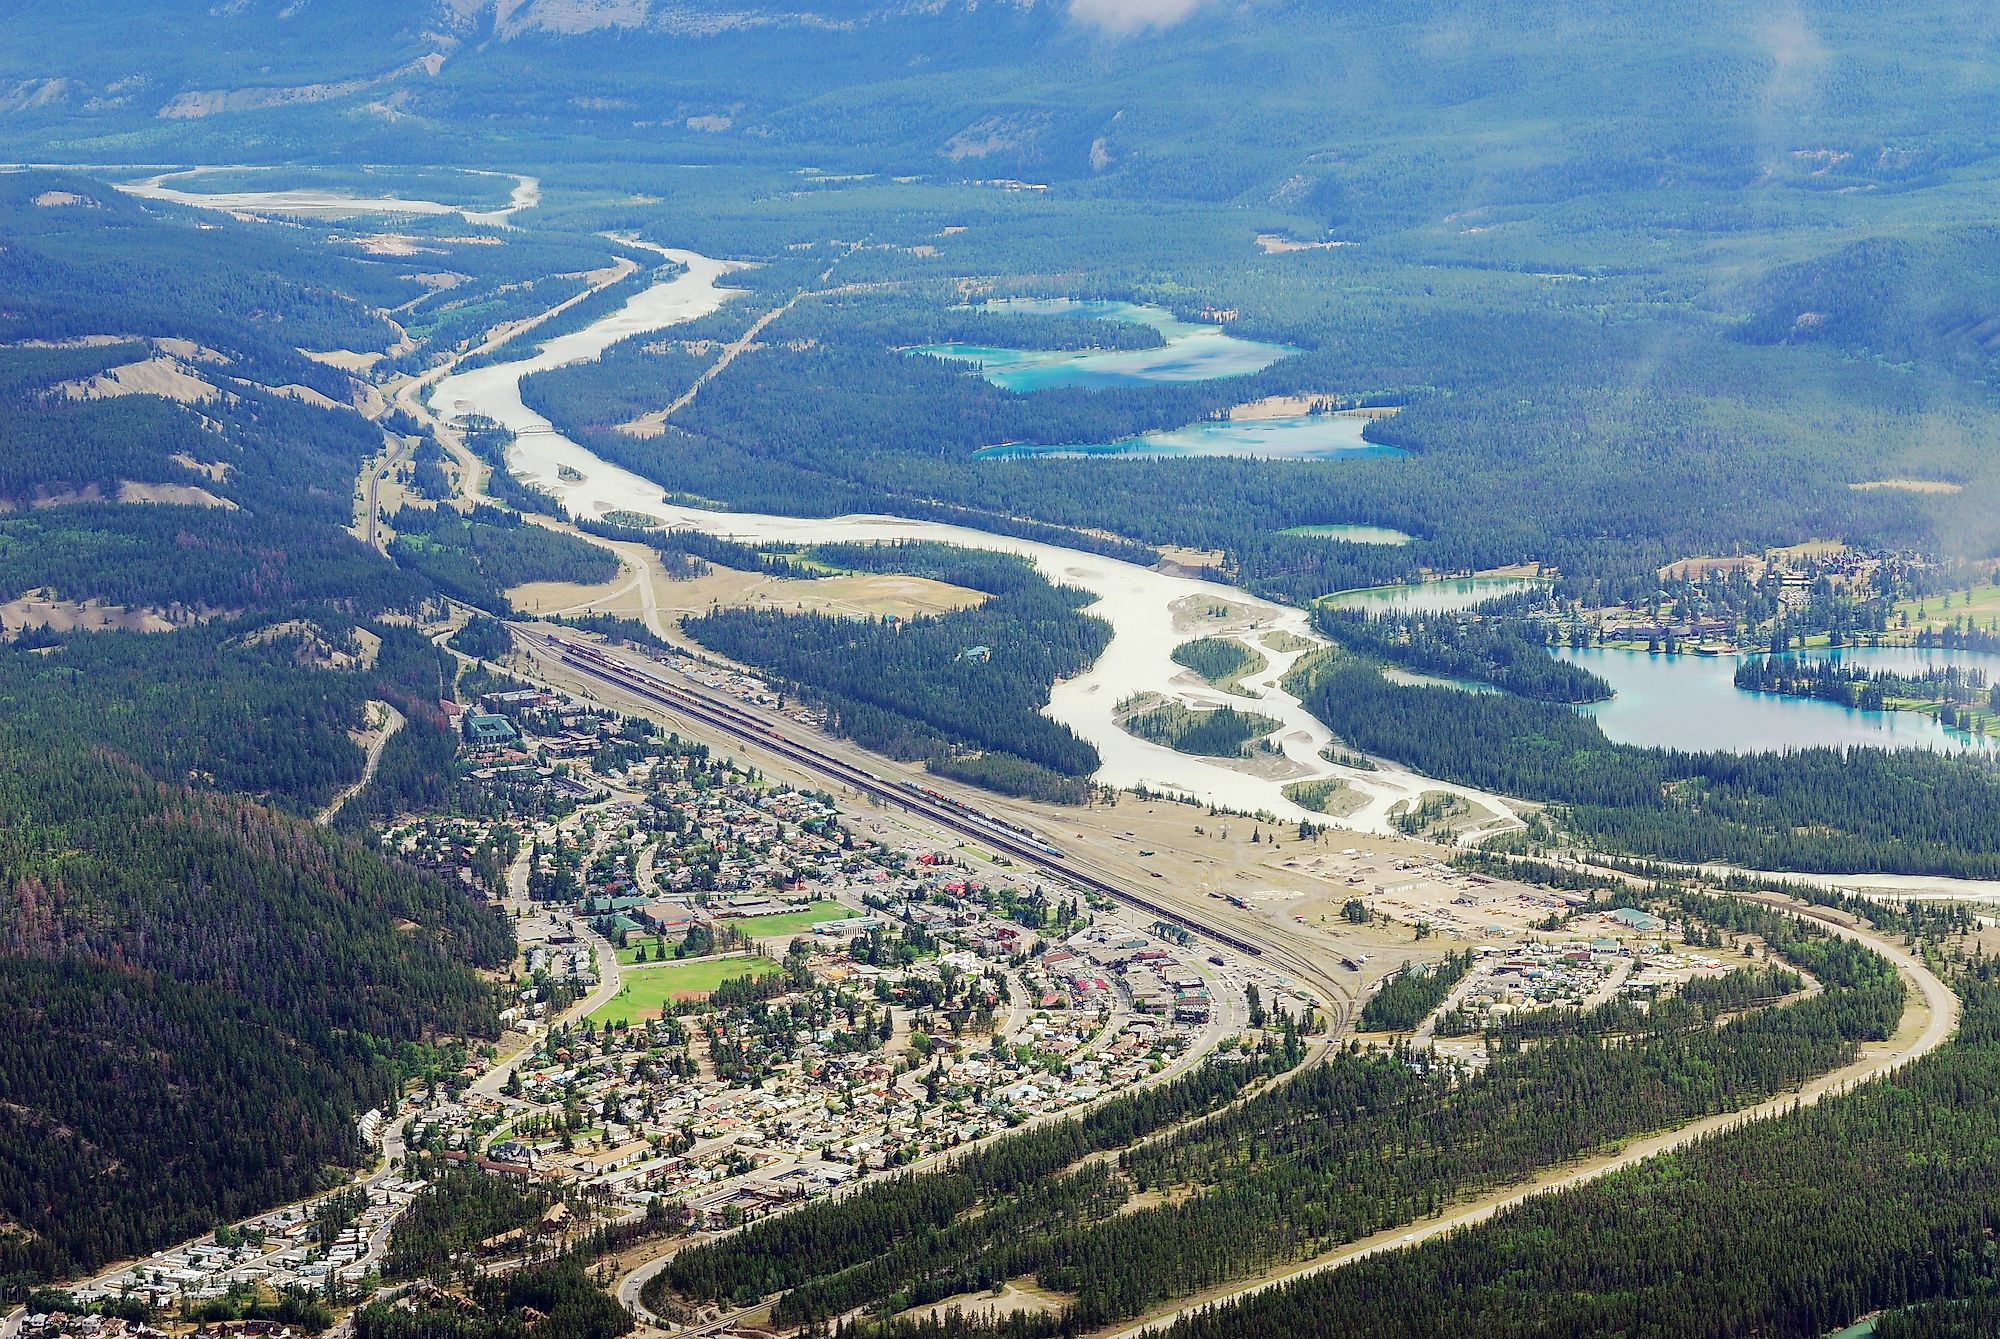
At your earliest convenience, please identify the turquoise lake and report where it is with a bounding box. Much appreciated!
[911,297,1299,391]
[1557,645,2000,752]
[974,413,1401,461]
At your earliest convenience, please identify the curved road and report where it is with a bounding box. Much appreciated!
[1106,893,1959,1337]
[316,701,406,826]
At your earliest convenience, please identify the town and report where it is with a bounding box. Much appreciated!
[49,659,1293,1324]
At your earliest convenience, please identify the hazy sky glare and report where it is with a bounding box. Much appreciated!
[1069,0,1215,35]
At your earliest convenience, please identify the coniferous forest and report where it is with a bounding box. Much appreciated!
[0,176,525,1287]
[1141,970,2000,1339]
[0,742,509,1281]
[683,557,1110,803]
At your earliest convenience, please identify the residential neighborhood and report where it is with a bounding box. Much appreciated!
[58,671,1278,1321]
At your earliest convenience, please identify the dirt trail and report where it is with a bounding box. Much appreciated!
[316,701,405,826]
[619,249,852,437]
[618,293,800,437]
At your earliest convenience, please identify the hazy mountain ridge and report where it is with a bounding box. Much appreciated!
[13,0,2000,214]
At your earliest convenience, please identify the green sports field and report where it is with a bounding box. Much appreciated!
[590,955,781,1026]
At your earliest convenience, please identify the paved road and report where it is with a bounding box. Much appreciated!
[359,434,399,551]
[1105,892,1960,1336]
[471,918,624,1103]
[1407,962,1487,1050]
[317,702,406,826]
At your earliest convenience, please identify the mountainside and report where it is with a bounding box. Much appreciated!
[0,168,535,1283]
[12,0,2000,212]
[0,743,511,1280]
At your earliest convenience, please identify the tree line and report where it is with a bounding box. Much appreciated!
[1304,661,2000,878]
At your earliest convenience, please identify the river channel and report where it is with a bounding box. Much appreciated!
[97,169,2000,887]
[427,248,1506,832]
[99,167,1428,825]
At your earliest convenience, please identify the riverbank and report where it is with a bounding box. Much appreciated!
[422,243,1520,836]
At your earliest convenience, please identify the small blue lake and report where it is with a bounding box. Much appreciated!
[910,298,1299,392]
[1557,645,2000,753]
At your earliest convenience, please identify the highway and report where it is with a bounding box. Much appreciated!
[1104,889,1961,1337]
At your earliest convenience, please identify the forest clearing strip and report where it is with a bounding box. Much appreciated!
[315,701,404,826]
[1102,894,1957,1338]
[622,250,852,436]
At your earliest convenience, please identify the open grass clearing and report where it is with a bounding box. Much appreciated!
[1895,580,2000,634]
[722,898,854,938]
[590,955,780,1025]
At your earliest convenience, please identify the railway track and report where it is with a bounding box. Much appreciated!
[533,633,1350,1024]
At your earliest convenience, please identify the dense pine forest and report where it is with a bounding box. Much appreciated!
[1303,661,2000,878]
[682,552,1110,803]
[355,1261,630,1339]
[1735,655,1995,717]
[383,1173,566,1280]
[1121,702,1280,758]
[1312,606,1611,703]
[530,280,1947,601]
[0,741,509,1282]
[1169,638,1263,693]
[0,177,531,1290]
[1356,952,1474,1032]
[389,504,620,614]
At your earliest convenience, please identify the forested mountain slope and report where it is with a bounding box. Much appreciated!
[0,171,526,1286]
[0,741,511,1281]
[0,173,423,618]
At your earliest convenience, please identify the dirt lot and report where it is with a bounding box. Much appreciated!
[1169,594,1282,637]
[510,559,987,640]
[900,1280,1070,1326]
